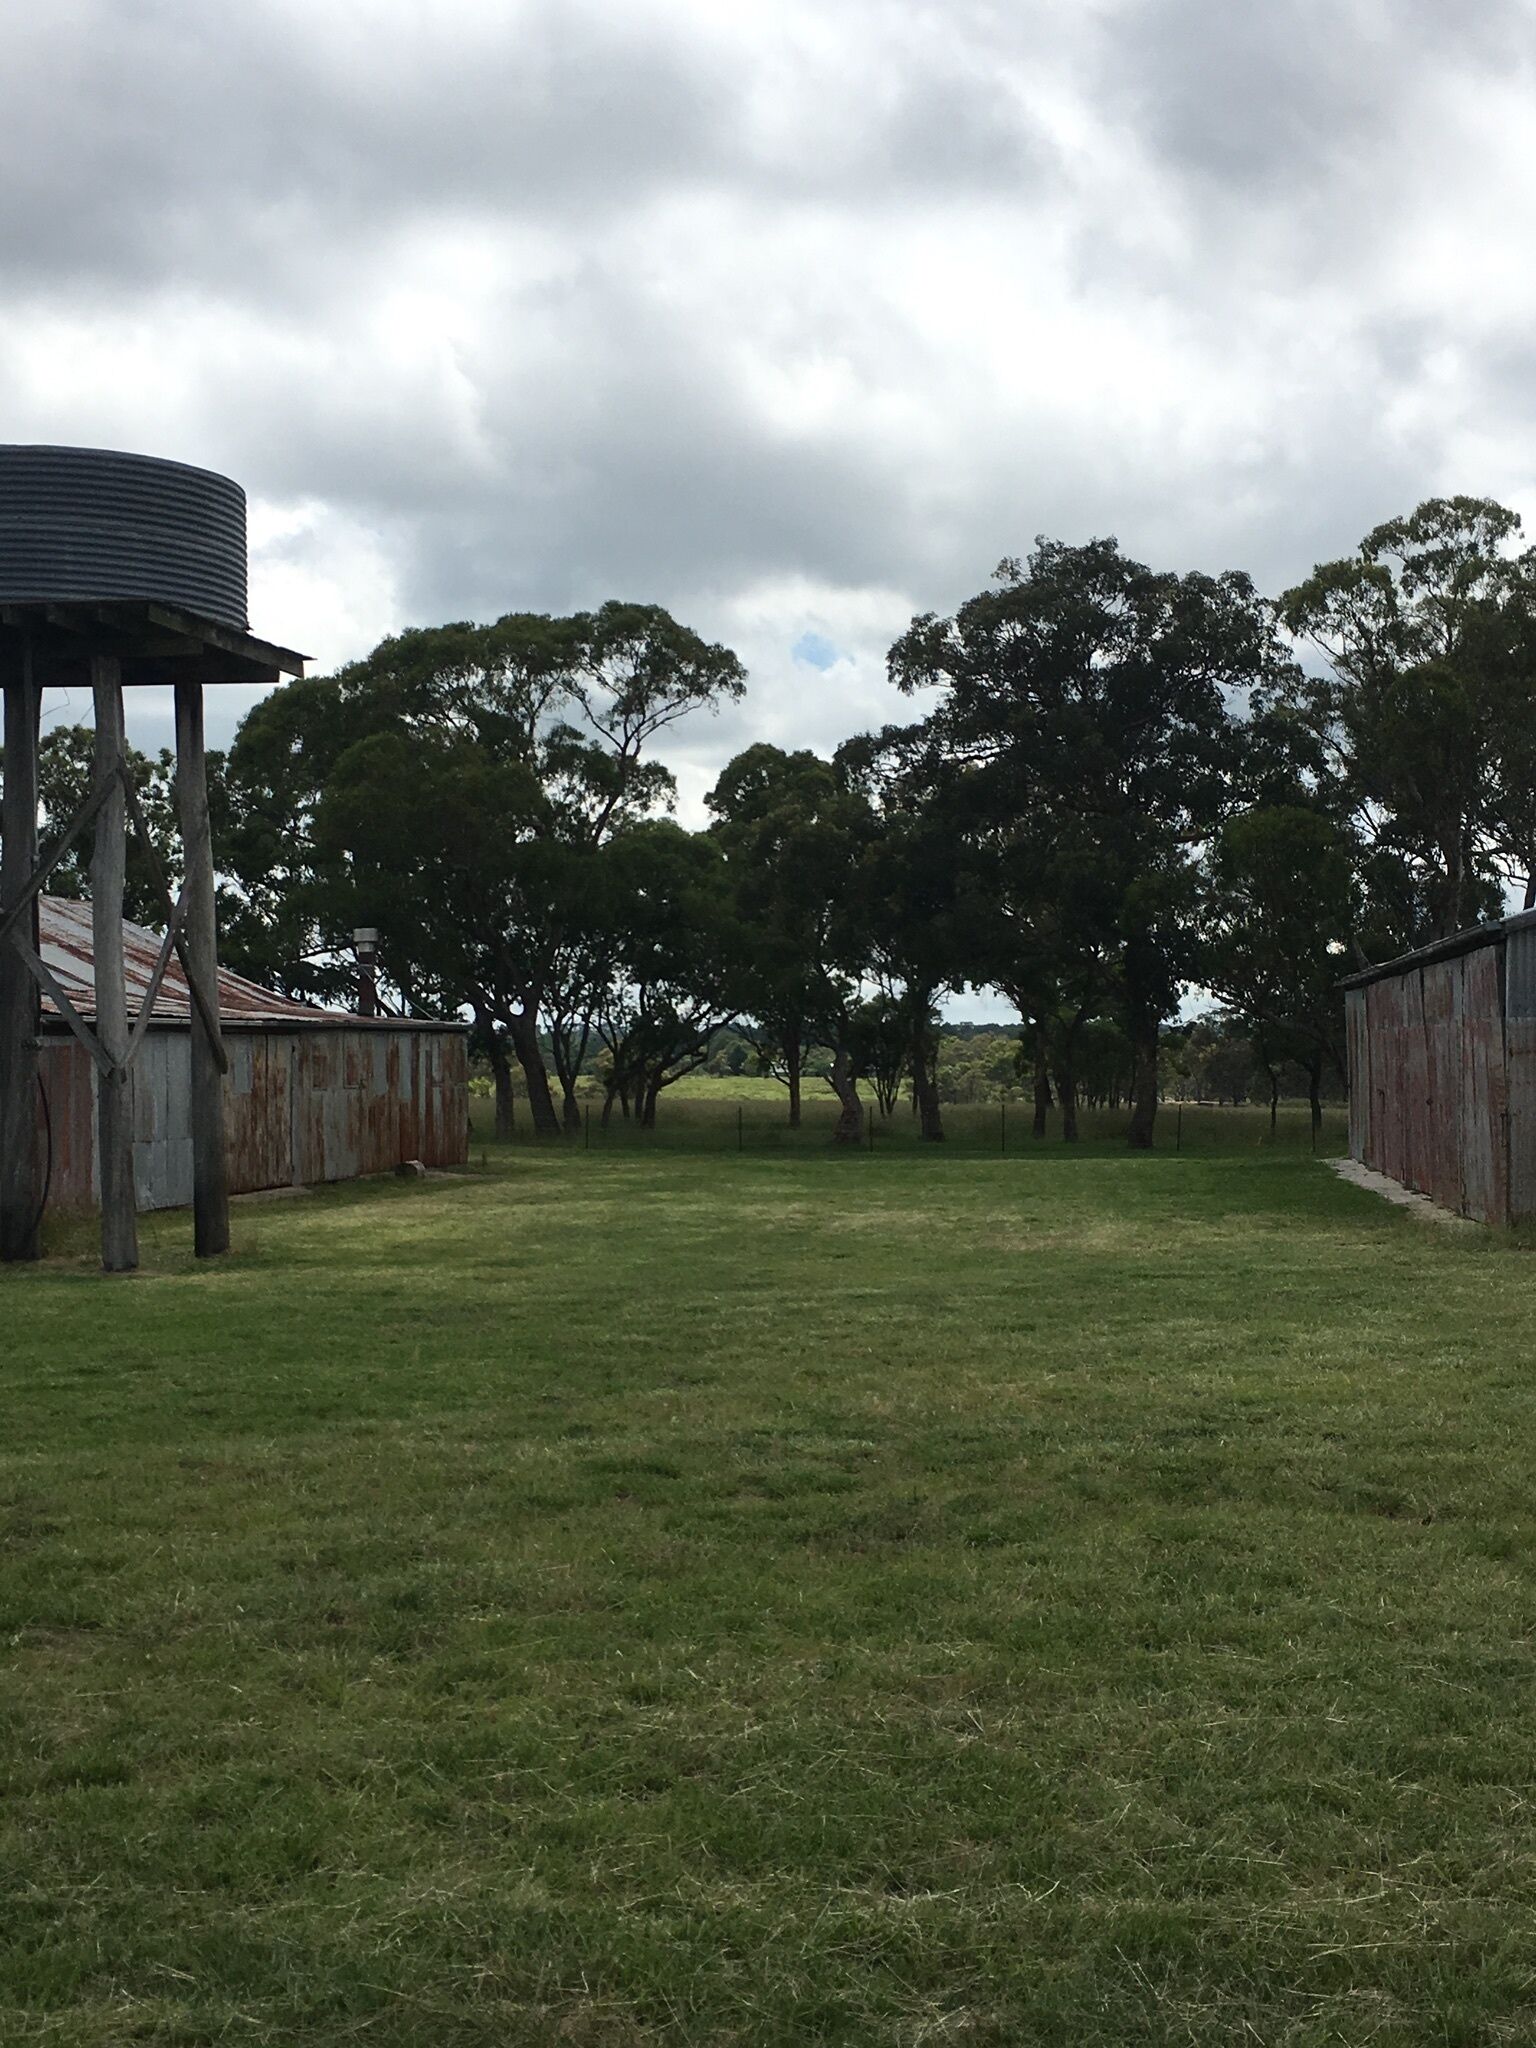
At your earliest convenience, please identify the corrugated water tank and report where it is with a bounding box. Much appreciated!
[0,444,248,630]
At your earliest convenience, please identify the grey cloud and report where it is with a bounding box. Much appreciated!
[1103,0,1531,197]
[0,10,727,293]
[7,0,1535,797]
[0,1,1056,303]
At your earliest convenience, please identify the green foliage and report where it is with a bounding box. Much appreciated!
[1277,496,1536,937]
[592,822,742,1124]
[934,1028,1025,1104]
[888,538,1299,1144]
[222,602,746,1134]
[707,742,875,1129]
[8,500,1509,1160]
[1201,802,1356,1080]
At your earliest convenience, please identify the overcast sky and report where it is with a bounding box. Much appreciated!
[6,0,1535,841]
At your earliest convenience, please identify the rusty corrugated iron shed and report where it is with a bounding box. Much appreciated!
[29,896,471,1212]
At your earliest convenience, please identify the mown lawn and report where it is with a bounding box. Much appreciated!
[4,1131,1536,2043]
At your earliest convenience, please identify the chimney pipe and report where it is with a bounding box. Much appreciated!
[353,927,379,1018]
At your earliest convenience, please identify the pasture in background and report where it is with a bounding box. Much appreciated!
[471,1079,1348,1158]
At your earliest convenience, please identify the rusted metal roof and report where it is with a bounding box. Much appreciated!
[38,895,357,1029]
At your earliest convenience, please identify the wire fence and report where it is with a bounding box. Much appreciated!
[470,1093,1347,1159]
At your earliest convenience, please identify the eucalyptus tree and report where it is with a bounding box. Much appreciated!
[223,603,745,1137]
[983,810,1118,1142]
[1200,804,1356,1136]
[835,727,983,1141]
[1278,497,1536,937]
[592,821,742,1127]
[707,744,875,1139]
[848,992,909,1118]
[889,540,1289,1146]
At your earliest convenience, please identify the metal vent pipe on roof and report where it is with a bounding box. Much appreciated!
[353,927,380,1019]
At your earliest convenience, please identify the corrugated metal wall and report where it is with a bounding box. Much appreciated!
[36,1026,467,1214]
[1506,927,1536,1225]
[1349,936,1516,1225]
[1462,945,1508,1223]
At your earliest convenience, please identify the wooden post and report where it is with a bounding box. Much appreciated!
[0,638,42,1260]
[91,656,138,1273]
[175,679,230,1257]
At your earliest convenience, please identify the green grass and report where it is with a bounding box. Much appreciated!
[4,1126,1536,2042]
[647,1072,791,1101]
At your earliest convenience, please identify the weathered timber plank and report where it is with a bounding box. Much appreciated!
[92,659,138,1272]
[0,644,41,1258]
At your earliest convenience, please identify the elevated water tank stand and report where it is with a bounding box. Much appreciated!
[0,599,304,1270]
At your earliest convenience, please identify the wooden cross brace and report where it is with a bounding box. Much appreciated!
[0,751,227,1084]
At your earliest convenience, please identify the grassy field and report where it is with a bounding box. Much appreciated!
[487,1081,1349,1157]
[4,1121,1536,2042]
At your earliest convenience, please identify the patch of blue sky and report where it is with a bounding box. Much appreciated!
[791,630,839,670]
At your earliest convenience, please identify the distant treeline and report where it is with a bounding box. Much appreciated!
[487,1013,1345,1122]
[4,501,1529,1146]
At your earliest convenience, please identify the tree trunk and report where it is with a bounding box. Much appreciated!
[1308,1054,1324,1144]
[1059,1063,1079,1142]
[787,1037,802,1128]
[1056,1008,1085,1144]
[913,1022,944,1141]
[508,1007,561,1138]
[637,1072,666,1129]
[488,1033,515,1141]
[1127,1010,1159,1150]
[828,1044,864,1145]
[1032,1028,1052,1139]
[554,1017,594,1137]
